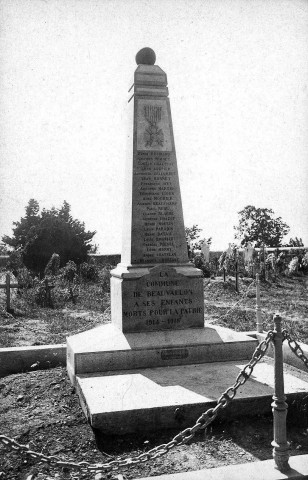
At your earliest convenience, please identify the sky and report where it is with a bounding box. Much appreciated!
[0,0,307,253]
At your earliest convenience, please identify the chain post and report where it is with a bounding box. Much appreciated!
[271,313,290,472]
[255,273,262,333]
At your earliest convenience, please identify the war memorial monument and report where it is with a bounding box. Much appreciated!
[67,48,257,433]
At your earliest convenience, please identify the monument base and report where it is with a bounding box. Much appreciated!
[67,323,260,433]
[67,324,308,434]
[110,263,205,333]
[67,322,257,385]
[74,358,308,434]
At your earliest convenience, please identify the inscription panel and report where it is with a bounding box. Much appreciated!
[161,348,189,360]
[121,265,204,333]
[131,150,187,264]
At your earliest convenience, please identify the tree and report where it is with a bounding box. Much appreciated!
[2,199,96,274]
[234,205,290,247]
[284,237,304,247]
[0,244,9,255]
[185,225,212,251]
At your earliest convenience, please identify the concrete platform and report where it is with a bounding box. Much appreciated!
[135,454,308,480]
[76,358,308,434]
[67,323,258,384]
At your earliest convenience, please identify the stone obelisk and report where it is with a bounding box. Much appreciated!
[67,52,257,434]
[111,48,204,333]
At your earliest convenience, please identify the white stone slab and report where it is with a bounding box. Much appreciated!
[78,374,207,413]
[76,359,308,433]
[68,323,256,354]
[67,323,258,384]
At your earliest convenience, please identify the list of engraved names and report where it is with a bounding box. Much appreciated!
[134,150,179,263]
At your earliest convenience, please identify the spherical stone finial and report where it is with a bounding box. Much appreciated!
[135,47,156,65]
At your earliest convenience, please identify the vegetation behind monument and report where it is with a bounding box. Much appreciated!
[234,205,290,247]
[0,200,306,314]
[2,199,96,275]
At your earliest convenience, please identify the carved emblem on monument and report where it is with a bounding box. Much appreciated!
[144,105,164,147]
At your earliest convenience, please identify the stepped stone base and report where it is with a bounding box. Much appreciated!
[75,359,308,434]
[67,323,257,385]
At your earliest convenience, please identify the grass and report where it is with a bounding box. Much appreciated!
[207,275,308,343]
[0,266,307,347]
[0,265,112,347]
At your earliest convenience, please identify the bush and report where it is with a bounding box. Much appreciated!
[193,254,211,278]
[288,257,299,275]
[7,250,24,276]
[302,252,308,273]
[79,261,99,282]
[61,260,78,282]
[33,279,55,308]
[265,253,277,272]
[276,252,287,274]
[16,267,34,289]
[44,253,61,277]
[219,245,238,274]
[99,265,112,293]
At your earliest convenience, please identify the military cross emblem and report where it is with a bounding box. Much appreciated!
[144,105,164,147]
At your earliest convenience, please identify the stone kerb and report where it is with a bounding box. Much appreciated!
[0,344,66,378]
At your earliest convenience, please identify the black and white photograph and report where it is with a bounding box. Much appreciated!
[0,1,308,479]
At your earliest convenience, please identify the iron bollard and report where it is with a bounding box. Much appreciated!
[271,313,290,472]
[256,273,262,333]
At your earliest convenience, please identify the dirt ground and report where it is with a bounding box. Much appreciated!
[1,366,308,480]
[0,274,307,479]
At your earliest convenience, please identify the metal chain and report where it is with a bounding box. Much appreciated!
[282,329,308,369]
[0,330,274,474]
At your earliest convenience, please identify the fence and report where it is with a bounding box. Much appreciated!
[0,313,307,476]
